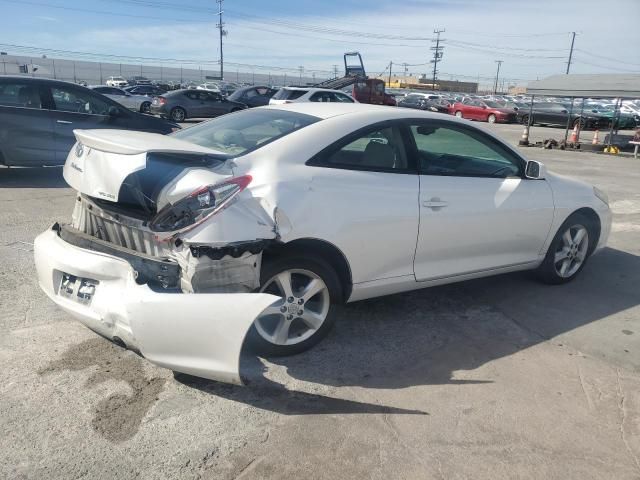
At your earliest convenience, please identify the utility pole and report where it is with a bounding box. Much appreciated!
[298,65,304,83]
[216,0,226,80]
[387,61,392,87]
[430,29,445,90]
[332,64,339,78]
[493,60,503,94]
[566,31,576,74]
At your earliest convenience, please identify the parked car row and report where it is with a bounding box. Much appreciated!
[394,90,640,128]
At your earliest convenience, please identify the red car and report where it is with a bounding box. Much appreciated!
[448,99,517,123]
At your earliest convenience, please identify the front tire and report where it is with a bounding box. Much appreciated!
[536,213,594,284]
[248,255,342,356]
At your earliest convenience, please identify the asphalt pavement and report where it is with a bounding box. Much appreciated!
[1,122,639,480]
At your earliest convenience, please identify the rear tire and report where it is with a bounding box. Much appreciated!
[140,101,151,114]
[247,255,342,356]
[455,111,463,118]
[170,107,186,122]
[520,114,530,125]
[487,114,497,123]
[536,213,595,284]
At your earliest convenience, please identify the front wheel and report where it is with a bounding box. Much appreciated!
[536,213,594,284]
[248,255,342,356]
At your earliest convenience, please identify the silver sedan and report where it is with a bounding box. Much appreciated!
[89,86,152,113]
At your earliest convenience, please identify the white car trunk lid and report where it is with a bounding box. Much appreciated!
[63,129,231,202]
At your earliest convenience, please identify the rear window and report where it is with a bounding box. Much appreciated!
[171,109,320,156]
[272,89,307,101]
[0,82,42,108]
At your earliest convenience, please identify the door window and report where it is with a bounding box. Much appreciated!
[409,122,522,178]
[51,87,111,115]
[312,125,409,172]
[0,82,42,108]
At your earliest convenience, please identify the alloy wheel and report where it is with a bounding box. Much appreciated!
[554,224,589,278]
[256,269,330,346]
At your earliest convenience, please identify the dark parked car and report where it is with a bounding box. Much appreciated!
[518,103,609,129]
[128,76,151,86]
[228,85,278,108]
[397,94,449,113]
[150,89,247,122]
[125,84,166,96]
[0,76,179,167]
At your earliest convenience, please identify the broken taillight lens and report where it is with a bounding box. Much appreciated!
[149,175,252,232]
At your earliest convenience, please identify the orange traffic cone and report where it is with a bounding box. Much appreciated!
[570,124,579,143]
[592,129,599,145]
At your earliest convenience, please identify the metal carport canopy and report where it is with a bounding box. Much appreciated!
[526,74,640,98]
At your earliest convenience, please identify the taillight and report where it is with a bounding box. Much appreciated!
[159,97,167,105]
[149,175,252,232]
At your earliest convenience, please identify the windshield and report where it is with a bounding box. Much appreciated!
[171,109,320,156]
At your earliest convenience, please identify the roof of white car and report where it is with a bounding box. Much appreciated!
[279,87,349,95]
[264,102,444,120]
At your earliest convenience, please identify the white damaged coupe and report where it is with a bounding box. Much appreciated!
[34,103,612,384]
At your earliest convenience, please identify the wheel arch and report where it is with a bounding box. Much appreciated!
[263,237,353,303]
[567,207,601,254]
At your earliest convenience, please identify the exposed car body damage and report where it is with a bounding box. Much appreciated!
[35,104,612,384]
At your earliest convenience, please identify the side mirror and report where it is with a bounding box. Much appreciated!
[107,106,120,117]
[525,160,546,180]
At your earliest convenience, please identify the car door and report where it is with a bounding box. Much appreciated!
[242,88,260,107]
[0,80,57,166]
[406,120,554,281]
[47,85,113,163]
[254,87,273,107]
[305,122,420,283]
[201,91,226,116]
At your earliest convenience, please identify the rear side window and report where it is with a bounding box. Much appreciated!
[272,89,307,100]
[0,82,42,109]
[171,109,320,157]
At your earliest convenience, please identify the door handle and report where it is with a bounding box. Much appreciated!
[56,120,73,124]
[423,198,448,209]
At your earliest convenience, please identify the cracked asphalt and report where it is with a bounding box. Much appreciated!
[1,123,639,479]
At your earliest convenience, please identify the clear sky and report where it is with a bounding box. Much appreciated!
[1,0,639,85]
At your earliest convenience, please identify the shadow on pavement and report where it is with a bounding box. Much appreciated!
[180,247,640,412]
[0,166,67,188]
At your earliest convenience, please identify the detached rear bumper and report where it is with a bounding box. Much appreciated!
[34,226,279,384]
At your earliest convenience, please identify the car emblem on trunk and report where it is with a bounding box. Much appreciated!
[75,143,84,157]
[70,162,83,173]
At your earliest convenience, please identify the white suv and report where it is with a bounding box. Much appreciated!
[269,87,355,105]
[106,76,128,88]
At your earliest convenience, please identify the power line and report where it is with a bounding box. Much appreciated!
[574,49,640,67]
[0,0,210,24]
